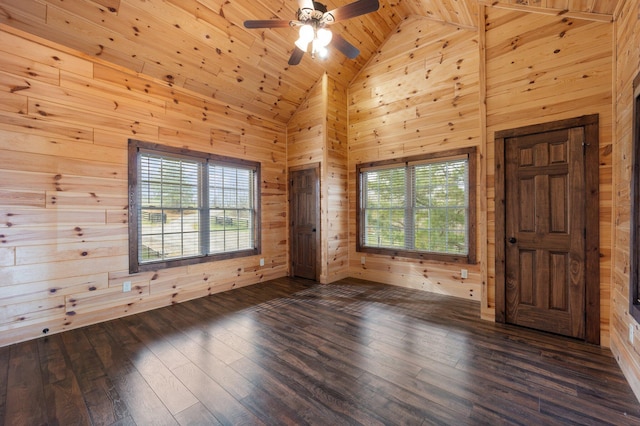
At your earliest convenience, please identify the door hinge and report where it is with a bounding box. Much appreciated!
[582,141,589,155]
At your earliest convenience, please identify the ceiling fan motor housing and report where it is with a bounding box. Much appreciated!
[298,2,334,26]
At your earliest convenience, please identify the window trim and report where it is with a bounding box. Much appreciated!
[128,139,261,273]
[356,147,476,264]
[630,72,640,322]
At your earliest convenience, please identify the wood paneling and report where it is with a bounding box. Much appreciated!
[287,80,325,168]
[348,17,482,301]
[0,27,288,347]
[287,78,324,281]
[0,0,620,127]
[0,0,411,124]
[480,0,619,22]
[483,7,613,346]
[611,0,640,403]
[287,74,349,283]
[326,76,349,282]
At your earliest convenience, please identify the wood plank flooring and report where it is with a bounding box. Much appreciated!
[1,276,639,425]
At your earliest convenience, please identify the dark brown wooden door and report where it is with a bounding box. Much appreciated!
[504,127,587,339]
[290,166,319,280]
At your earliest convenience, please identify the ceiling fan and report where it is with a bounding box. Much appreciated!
[243,0,380,65]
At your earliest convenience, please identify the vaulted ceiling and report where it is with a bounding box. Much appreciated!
[0,0,620,124]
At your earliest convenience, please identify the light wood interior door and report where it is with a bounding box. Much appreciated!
[495,115,600,344]
[290,166,320,280]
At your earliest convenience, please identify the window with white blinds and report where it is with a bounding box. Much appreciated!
[357,147,476,263]
[129,140,260,273]
[209,165,255,254]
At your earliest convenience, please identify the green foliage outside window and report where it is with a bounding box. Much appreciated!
[361,157,469,256]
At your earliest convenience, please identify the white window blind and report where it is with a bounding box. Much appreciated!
[209,165,255,254]
[360,156,469,256]
[130,141,260,272]
[139,153,202,262]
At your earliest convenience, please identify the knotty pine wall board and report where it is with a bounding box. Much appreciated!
[0,188,45,208]
[0,27,288,347]
[610,0,640,401]
[0,112,94,142]
[326,75,349,282]
[0,27,93,77]
[348,17,482,301]
[0,273,108,305]
[287,80,325,169]
[0,222,129,248]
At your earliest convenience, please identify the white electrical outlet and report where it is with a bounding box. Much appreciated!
[630,324,635,344]
[260,258,265,266]
[361,256,366,265]
[123,281,132,292]
[461,269,468,279]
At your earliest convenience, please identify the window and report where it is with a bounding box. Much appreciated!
[128,140,260,273]
[356,147,476,263]
[631,71,640,322]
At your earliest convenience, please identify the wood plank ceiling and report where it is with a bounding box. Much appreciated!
[0,0,620,124]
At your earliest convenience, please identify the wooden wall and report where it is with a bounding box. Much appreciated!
[0,26,289,347]
[287,78,325,169]
[287,74,349,283]
[347,17,482,300]
[611,0,640,401]
[326,76,349,282]
[482,7,614,344]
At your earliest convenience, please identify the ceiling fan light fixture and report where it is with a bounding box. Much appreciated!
[316,45,329,59]
[295,38,310,51]
[244,0,380,65]
[316,28,332,47]
[298,24,314,43]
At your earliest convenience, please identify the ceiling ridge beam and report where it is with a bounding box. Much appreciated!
[477,1,614,23]
[409,13,478,31]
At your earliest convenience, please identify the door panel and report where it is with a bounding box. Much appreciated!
[504,127,586,339]
[290,167,319,280]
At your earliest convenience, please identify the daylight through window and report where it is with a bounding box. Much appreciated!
[357,148,476,263]
[129,140,260,273]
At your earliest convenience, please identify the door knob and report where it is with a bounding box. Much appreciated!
[508,237,517,244]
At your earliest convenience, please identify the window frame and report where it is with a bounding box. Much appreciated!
[356,147,476,264]
[128,139,261,273]
[630,71,640,322]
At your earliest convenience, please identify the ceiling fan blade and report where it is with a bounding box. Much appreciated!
[244,20,292,29]
[288,47,305,65]
[325,0,379,22]
[331,33,360,59]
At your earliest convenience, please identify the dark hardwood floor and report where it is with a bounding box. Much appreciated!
[1,276,639,425]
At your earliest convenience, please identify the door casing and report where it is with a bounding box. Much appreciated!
[494,115,600,345]
[289,163,321,281]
